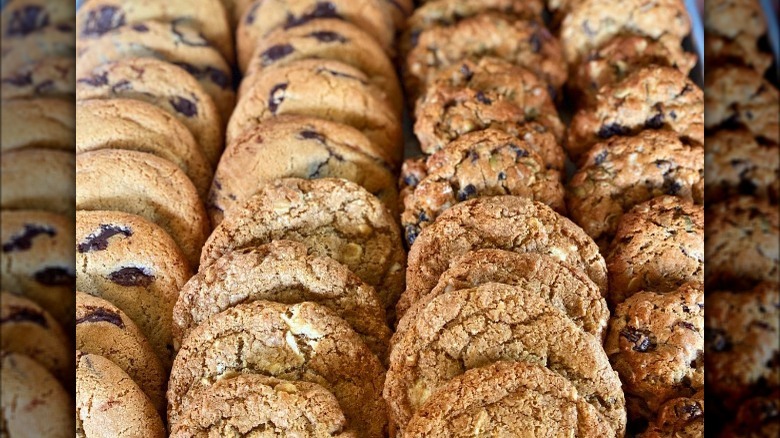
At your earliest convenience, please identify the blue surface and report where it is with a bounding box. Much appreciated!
[761,0,780,61]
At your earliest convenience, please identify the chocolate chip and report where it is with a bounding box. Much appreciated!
[77,224,132,253]
[644,113,665,129]
[679,83,693,96]
[675,401,703,420]
[34,267,75,287]
[403,173,420,188]
[669,110,678,120]
[2,224,55,252]
[56,22,73,32]
[76,306,124,328]
[497,171,506,180]
[33,79,54,94]
[108,267,154,287]
[418,211,430,223]
[110,79,132,93]
[475,91,492,105]
[7,6,49,36]
[597,123,631,139]
[77,72,109,87]
[620,326,656,352]
[706,328,732,352]
[663,179,683,195]
[593,150,608,165]
[245,1,261,24]
[307,31,347,43]
[459,64,473,81]
[285,1,339,29]
[268,83,288,114]
[508,143,529,158]
[170,96,198,117]
[676,321,696,331]
[261,44,294,65]
[131,23,149,32]
[457,184,478,201]
[172,62,231,89]
[468,150,479,162]
[738,177,758,195]
[299,129,326,142]
[405,224,421,247]
[2,72,32,86]
[82,5,125,36]
[1,306,48,327]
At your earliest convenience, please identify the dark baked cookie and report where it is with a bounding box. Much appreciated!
[567,66,704,160]
[606,196,704,305]
[0,148,75,217]
[705,129,779,203]
[605,282,704,419]
[0,56,75,99]
[167,300,388,437]
[721,391,780,438]
[638,390,705,438]
[705,197,779,289]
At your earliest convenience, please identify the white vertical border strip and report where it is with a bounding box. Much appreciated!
[760,0,780,61]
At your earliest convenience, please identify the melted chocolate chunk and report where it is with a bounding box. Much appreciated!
[593,150,608,165]
[76,306,124,328]
[34,79,54,94]
[508,143,529,158]
[459,64,473,81]
[245,1,261,24]
[2,224,55,252]
[475,91,492,105]
[644,113,665,129]
[308,30,347,43]
[110,79,132,93]
[285,2,339,29]
[405,224,421,248]
[597,123,631,139]
[663,178,683,195]
[170,96,198,117]
[268,83,288,114]
[457,184,478,201]
[738,177,758,195]
[77,72,109,87]
[172,62,231,89]
[7,6,48,36]
[2,72,32,86]
[108,267,155,287]
[131,23,149,32]
[620,326,657,352]
[82,5,125,36]
[403,173,420,188]
[34,267,75,287]
[1,306,48,327]
[261,44,294,65]
[77,224,132,253]
[299,130,326,142]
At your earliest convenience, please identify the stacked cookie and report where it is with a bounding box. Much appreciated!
[72,0,236,435]
[702,0,780,435]
[168,0,409,435]
[1,1,76,435]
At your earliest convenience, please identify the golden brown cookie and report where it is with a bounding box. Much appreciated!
[0,98,74,152]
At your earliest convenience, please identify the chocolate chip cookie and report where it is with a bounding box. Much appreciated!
[167,300,388,437]
[704,0,767,40]
[74,19,235,121]
[244,18,403,114]
[201,178,405,312]
[173,239,390,359]
[705,197,779,289]
[413,249,608,337]
[75,57,224,167]
[171,374,356,437]
[76,210,193,368]
[1,0,75,35]
[0,148,75,217]
[76,351,165,438]
[705,129,779,203]
[413,57,564,153]
[0,56,75,99]
[568,130,704,247]
[704,33,774,74]
[76,292,167,413]
[0,210,74,329]
[1,291,71,384]
[638,390,705,438]
[704,66,779,144]
[606,196,704,305]
[403,360,616,437]
[705,282,779,407]
[567,66,704,160]
[76,98,213,200]
[572,35,697,107]
[75,149,210,268]
[386,282,626,434]
[1,352,73,438]
[235,0,396,71]
[229,59,401,163]
[401,129,566,247]
[0,98,74,152]
[403,196,608,314]
[605,282,704,419]
[404,13,567,99]
[209,116,398,225]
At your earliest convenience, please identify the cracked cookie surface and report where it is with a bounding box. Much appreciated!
[704,129,779,203]
[1,148,75,217]
[0,98,74,152]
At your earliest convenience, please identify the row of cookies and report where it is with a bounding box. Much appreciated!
[71,0,241,436]
[549,0,707,435]
[701,0,780,436]
[1,0,76,436]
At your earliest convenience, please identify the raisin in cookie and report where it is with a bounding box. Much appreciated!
[1,352,73,438]
[76,351,165,438]
[0,148,75,217]
[229,59,401,162]
[76,57,223,167]
[405,13,566,99]
[386,282,626,434]
[705,282,779,407]
[0,210,74,329]
[76,210,193,368]
[638,390,705,438]
[606,196,704,305]
[171,374,356,438]
[244,19,403,114]
[568,130,704,247]
[402,196,608,313]
[0,56,75,99]
[605,282,704,419]
[401,129,566,246]
[704,66,779,144]
[201,178,405,312]
[413,57,564,153]
[167,300,388,437]
[567,66,704,160]
[705,129,779,203]
[0,98,74,152]
[76,292,167,413]
[76,99,213,200]
[404,360,616,437]
[75,149,210,268]
[236,0,396,71]
[705,197,779,289]
[173,240,390,359]
[209,116,398,225]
